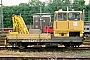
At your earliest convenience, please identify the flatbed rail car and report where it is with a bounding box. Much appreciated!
[6,10,84,49]
[6,34,83,48]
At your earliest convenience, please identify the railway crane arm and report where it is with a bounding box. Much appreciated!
[11,14,29,34]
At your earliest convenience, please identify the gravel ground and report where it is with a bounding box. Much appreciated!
[0,50,90,58]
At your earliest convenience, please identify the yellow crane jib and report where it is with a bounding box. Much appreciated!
[11,14,29,34]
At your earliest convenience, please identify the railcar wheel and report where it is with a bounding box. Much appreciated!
[63,43,74,48]
[18,43,28,49]
[45,43,58,47]
[18,46,25,49]
[63,42,82,48]
[45,43,50,47]
[11,43,14,47]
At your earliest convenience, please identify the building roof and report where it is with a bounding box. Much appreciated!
[33,13,51,15]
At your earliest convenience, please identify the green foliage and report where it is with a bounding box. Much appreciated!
[72,0,85,11]
[2,0,90,27]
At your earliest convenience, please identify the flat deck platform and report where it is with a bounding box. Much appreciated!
[7,37,84,42]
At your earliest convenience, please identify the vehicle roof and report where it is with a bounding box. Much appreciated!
[55,11,82,13]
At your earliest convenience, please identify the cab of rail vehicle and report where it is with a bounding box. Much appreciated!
[53,9,84,37]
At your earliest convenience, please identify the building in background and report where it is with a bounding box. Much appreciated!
[33,13,51,29]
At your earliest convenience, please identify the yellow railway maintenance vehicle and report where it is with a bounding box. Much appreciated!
[6,10,85,49]
[53,9,84,48]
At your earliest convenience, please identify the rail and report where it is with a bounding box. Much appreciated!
[0,56,89,60]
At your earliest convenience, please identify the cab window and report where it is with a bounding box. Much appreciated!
[68,12,80,20]
[58,13,66,20]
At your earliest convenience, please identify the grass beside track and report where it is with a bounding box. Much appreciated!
[0,49,90,58]
[0,57,89,60]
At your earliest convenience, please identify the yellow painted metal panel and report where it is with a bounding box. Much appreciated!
[40,34,51,39]
[9,32,18,34]
[56,21,68,30]
[53,20,69,37]
[69,21,84,31]
[6,34,51,40]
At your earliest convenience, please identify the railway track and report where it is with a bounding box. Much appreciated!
[0,56,89,60]
[0,46,90,52]
[0,46,89,59]
[83,35,90,45]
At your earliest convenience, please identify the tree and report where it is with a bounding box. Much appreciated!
[3,0,90,27]
[72,0,85,11]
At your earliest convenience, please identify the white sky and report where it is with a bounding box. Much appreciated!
[2,0,48,6]
[2,0,29,6]
[0,0,89,6]
[84,0,89,5]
